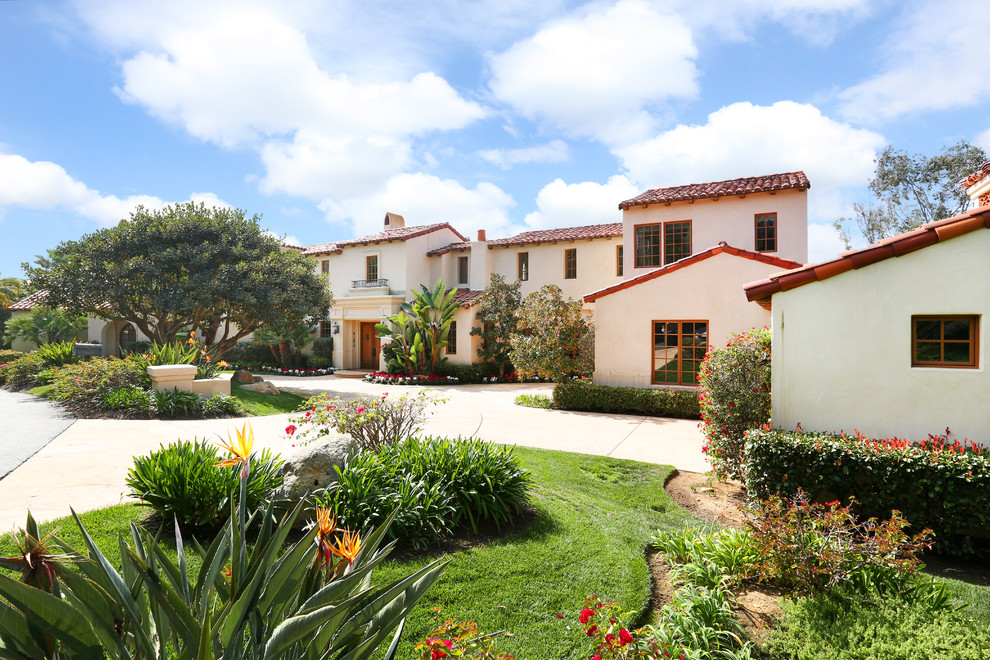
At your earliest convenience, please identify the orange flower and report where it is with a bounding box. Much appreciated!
[329,529,363,567]
[314,507,340,569]
[216,423,253,472]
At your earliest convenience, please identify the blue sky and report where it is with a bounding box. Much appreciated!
[2,0,989,279]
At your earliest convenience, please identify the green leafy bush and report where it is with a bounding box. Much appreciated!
[127,438,283,526]
[202,392,244,416]
[306,355,330,369]
[745,428,990,555]
[0,349,24,363]
[153,387,204,417]
[552,381,700,419]
[514,393,552,409]
[99,385,156,414]
[311,336,333,360]
[1,353,54,389]
[317,436,530,549]
[32,367,61,386]
[49,356,142,400]
[35,340,81,367]
[223,340,278,366]
[698,327,771,481]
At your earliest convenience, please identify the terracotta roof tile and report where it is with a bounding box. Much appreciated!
[584,243,802,302]
[619,171,811,209]
[743,205,990,303]
[427,242,471,256]
[302,223,467,256]
[488,222,622,248]
[451,288,483,307]
[7,290,48,311]
[961,162,990,189]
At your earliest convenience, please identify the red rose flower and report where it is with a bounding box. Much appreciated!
[586,625,598,637]
[579,607,595,624]
[285,424,296,436]
[619,628,633,646]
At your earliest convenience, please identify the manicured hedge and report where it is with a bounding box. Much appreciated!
[744,429,990,555]
[552,381,700,419]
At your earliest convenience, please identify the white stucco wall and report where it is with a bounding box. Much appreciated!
[593,252,777,388]
[621,188,808,279]
[771,229,990,445]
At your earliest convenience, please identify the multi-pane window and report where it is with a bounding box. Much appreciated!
[320,321,333,338]
[447,321,457,354]
[635,224,662,268]
[755,213,777,252]
[366,255,378,281]
[458,256,469,284]
[564,248,577,279]
[653,320,708,386]
[517,252,529,281]
[616,245,624,276]
[912,316,979,368]
[321,259,329,275]
[664,221,692,265]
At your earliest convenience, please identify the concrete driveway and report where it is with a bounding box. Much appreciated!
[0,376,707,530]
[0,389,76,481]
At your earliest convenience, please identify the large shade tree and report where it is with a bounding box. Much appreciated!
[26,202,333,354]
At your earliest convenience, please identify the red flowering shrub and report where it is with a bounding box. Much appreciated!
[698,327,771,480]
[49,356,142,400]
[579,596,655,659]
[414,614,515,660]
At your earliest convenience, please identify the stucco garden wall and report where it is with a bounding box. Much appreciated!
[771,229,990,445]
[592,252,776,388]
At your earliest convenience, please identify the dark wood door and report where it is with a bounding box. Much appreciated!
[360,322,380,369]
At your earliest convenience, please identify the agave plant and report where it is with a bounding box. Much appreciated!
[0,424,447,659]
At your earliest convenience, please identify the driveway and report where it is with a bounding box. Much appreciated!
[0,376,708,530]
[0,389,76,481]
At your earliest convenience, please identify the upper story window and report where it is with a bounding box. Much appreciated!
[664,220,692,265]
[912,315,979,368]
[634,224,662,268]
[458,256,469,285]
[564,248,577,279]
[518,252,529,281]
[321,259,329,275]
[616,245,624,276]
[755,213,777,252]
[366,255,378,281]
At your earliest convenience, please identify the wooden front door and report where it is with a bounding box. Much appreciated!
[360,322,380,370]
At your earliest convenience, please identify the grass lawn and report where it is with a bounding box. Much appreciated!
[230,379,305,416]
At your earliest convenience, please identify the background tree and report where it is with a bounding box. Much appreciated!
[509,284,594,381]
[469,273,521,376]
[3,307,87,346]
[835,140,987,247]
[25,202,333,355]
[254,321,317,367]
[0,276,28,308]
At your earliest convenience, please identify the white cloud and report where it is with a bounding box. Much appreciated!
[323,173,516,240]
[518,175,640,232]
[616,101,885,211]
[0,152,227,226]
[975,127,990,154]
[807,222,850,263]
[838,0,990,123]
[678,0,873,46]
[488,0,698,142]
[478,140,570,169]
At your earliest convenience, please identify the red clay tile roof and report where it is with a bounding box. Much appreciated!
[619,171,811,210]
[427,242,471,256]
[451,288,483,307]
[584,244,802,303]
[7,290,48,311]
[302,223,467,256]
[961,162,990,189]
[744,205,990,303]
[426,222,623,256]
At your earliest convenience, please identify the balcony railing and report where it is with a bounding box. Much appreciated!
[351,278,389,289]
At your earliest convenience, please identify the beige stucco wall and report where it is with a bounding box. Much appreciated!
[8,313,142,355]
[443,306,481,366]
[593,252,777,388]
[771,229,990,445]
[621,188,808,280]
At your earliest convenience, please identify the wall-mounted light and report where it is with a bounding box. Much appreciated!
[332,321,340,335]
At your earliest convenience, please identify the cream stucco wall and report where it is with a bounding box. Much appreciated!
[771,230,990,445]
[621,188,808,279]
[593,252,777,388]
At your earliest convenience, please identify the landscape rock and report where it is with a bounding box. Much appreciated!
[279,434,356,504]
[240,380,280,395]
[231,369,255,384]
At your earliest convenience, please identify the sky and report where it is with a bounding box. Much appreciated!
[2,0,989,279]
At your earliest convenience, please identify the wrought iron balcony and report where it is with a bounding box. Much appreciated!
[350,278,389,289]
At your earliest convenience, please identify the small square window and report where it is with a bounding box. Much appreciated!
[564,248,577,279]
[912,315,979,368]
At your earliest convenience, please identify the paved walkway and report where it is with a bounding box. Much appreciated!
[0,376,708,530]
[0,389,76,481]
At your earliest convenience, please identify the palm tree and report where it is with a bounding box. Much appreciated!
[0,276,27,308]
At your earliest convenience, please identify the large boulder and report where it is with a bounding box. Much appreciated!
[231,369,255,384]
[240,380,280,395]
[278,434,356,503]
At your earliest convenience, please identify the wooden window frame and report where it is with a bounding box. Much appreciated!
[366,254,378,281]
[321,259,330,275]
[616,244,624,276]
[458,256,469,285]
[663,220,692,265]
[518,252,529,281]
[634,223,662,268]
[447,320,457,354]
[564,248,577,279]
[320,321,333,338]
[651,319,709,386]
[755,212,777,253]
[911,315,979,368]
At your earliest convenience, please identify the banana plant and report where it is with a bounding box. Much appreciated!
[0,425,447,659]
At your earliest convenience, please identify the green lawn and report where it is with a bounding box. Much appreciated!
[229,379,305,416]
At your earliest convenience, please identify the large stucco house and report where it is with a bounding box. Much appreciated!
[744,164,990,445]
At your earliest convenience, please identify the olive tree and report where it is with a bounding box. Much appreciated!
[26,202,332,355]
[509,284,593,381]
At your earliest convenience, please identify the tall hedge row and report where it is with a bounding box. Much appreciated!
[744,429,990,555]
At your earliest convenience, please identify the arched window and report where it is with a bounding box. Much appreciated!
[119,323,137,351]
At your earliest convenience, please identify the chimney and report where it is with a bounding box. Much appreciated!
[477,229,486,241]
[384,212,405,229]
